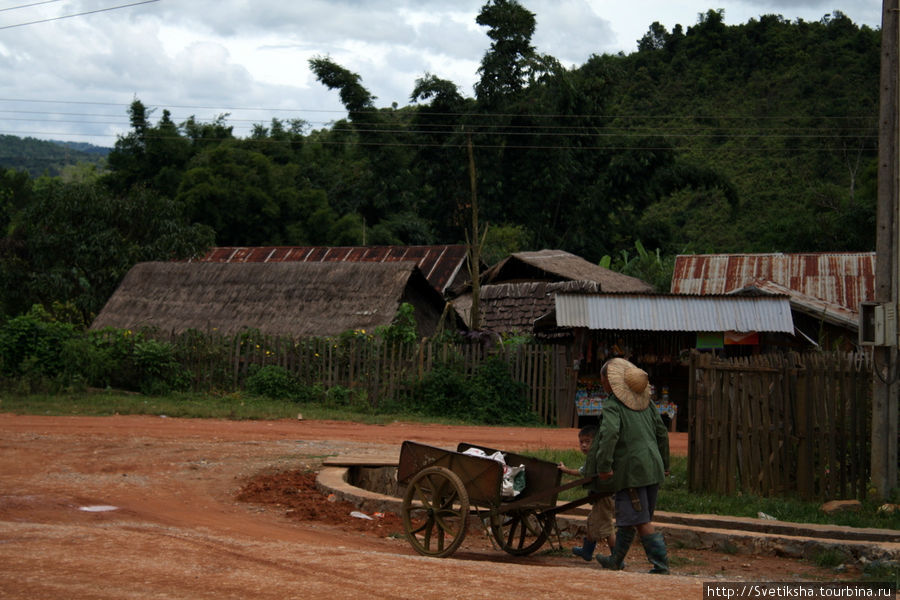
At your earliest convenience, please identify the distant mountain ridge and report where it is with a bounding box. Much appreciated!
[0,134,110,177]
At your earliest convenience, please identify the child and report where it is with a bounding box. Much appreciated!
[558,424,617,561]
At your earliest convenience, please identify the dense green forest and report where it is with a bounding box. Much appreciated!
[0,135,108,177]
[0,3,881,323]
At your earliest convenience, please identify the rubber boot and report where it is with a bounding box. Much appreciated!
[641,532,669,574]
[595,527,635,570]
[572,537,597,561]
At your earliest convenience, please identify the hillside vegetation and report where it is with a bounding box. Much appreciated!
[0,4,880,322]
[0,135,108,177]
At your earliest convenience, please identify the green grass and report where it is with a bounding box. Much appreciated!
[0,390,301,420]
[0,389,517,426]
[528,451,899,531]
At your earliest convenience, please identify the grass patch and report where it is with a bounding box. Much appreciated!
[0,389,538,426]
[813,548,851,568]
[861,561,900,587]
[669,554,704,568]
[526,451,899,531]
[0,391,301,420]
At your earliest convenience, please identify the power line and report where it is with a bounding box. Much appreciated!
[0,0,159,30]
[0,0,65,13]
[0,128,877,154]
[0,108,878,137]
[0,97,879,122]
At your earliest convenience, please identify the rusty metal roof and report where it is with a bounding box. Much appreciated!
[670,253,875,315]
[191,245,468,295]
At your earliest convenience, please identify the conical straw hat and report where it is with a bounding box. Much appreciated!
[605,358,651,410]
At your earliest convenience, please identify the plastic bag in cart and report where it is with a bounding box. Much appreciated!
[462,447,526,497]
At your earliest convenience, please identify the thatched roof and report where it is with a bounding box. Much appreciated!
[191,245,471,295]
[91,261,447,338]
[479,250,654,293]
[452,280,601,333]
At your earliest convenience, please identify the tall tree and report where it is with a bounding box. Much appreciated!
[474,0,537,104]
[1,180,212,320]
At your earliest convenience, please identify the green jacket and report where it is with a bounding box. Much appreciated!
[591,393,670,492]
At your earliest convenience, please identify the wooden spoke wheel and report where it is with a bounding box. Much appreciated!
[401,466,470,558]
[490,508,551,556]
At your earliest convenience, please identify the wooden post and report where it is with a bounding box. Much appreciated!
[872,0,900,500]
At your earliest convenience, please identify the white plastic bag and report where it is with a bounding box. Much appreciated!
[462,447,526,497]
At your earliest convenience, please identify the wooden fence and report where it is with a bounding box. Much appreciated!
[688,351,872,500]
[173,330,571,426]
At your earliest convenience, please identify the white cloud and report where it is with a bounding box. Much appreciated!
[0,0,882,145]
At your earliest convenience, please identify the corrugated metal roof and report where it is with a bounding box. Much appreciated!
[738,279,859,329]
[555,293,794,332]
[191,245,468,294]
[670,253,875,314]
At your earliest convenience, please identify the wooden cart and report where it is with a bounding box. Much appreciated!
[397,440,599,558]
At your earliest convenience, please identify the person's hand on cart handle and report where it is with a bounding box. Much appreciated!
[597,470,613,480]
[557,462,580,476]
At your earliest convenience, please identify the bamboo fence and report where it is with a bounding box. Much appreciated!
[172,331,569,425]
[688,351,872,500]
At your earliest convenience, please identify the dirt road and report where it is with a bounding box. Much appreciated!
[0,414,832,599]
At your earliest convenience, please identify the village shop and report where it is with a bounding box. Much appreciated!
[536,292,796,430]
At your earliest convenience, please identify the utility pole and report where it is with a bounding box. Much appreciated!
[871,0,900,500]
[466,133,487,331]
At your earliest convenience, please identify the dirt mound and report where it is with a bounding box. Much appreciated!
[237,470,404,534]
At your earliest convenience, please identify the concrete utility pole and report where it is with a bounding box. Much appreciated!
[871,0,900,500]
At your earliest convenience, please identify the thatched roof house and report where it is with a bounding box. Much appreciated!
[451,250,653,333]
[453,281,601,335]
[190,245,471,296]
[91,261,450,338]
[480,250,654,292]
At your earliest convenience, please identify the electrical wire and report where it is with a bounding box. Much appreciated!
[0,98,879,151]
[0,0,65,13]
[0,0,159,30]
[0,97,879,123]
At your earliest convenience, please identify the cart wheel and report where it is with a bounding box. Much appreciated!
[401,466,470,558]
[490,508,551,556]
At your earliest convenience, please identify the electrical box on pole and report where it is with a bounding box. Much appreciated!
[859,302,898,346]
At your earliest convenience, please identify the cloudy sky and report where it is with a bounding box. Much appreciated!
[0,0,883,146]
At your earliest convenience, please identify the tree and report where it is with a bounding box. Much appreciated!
[177,143,309,246]
[104,101,193,196]
[309,57,422,239]
[1,180,213,321]
[474,0,537,103]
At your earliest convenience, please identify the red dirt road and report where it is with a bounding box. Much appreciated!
[0,414,689,453]
[0,414,832,600]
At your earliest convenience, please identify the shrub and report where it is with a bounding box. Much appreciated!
[470,356,535,425]
[132,338,191,395]
[412,361,472,417]
[60,334,118,388]
[376,302,418,345]
[245,365,300,400]
[0,305,79,379]
[411,355,536,425]
[323,385,368,410]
